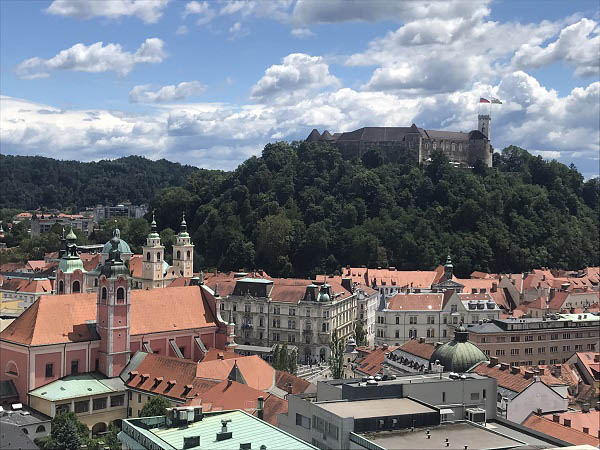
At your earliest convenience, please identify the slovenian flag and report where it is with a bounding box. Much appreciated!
[491,98,503,104]
[479,97,490,103]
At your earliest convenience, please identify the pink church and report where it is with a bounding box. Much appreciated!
[0,233,234,404]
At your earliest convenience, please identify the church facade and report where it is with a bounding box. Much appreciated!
[306,114,493,167]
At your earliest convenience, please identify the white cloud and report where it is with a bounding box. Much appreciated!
[176,25,189,35]
[291,27,314,38]
[129,81,206,103]
[183,1,215,24]
[532,150,562,160]
[16,38,166,79]
[512,18,600,77]
[229,21,249,39]
[46,0,170,24]
[250,53,340,103]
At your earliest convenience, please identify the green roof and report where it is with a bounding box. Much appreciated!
[29,373,125,402]
[102,238,132,255]
[120,410,316,450]
[429,328,488,373]
[58,257,85,274]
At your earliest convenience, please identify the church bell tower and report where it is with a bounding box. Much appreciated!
[172,213,194,278]
[142,213,164,289]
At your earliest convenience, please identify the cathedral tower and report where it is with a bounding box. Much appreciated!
[478,114,491,139]
[56,228,86,295]
[172,213,194,278]
[141,213,164,289]
[96,234,131,377]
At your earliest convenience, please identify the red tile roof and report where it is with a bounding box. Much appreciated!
[340,267,439,289]
[126,353,218,401]
[470,362,566,393]
[129,255,143,278]
[576,352,600,381]
[200,349,239,362]
[195,355,274,391]
[0,278,52,294]
[26,260,48,271]
[523,413,599,446]
[275,370,312,395]
[387,293,443,311]
[355,346,399,376]
[397,339,435,360]
[0,286,218,346]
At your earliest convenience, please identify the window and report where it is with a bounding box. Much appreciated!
[427,316,435,324]
[550,346,558,353]
[408,328,417,339]
[537,335,546,341]
[273,332,280,341]
[116,287,125,303]
[245,304,251,313]
[562,333,571,339]
[157,252,161,261]
[322,322,329,332]
[470,392,480,401]
[36,425,46,433]
[471,315,479,323]
[496,349,505,356]
[483,389,486,399]
[56,404,70,415]
[75,400,89,413]
[525,335,533,341]
[322,311,329,319]
[587,343,596,350]
[187,250,191,259]
[272,318,280,328]
[510,336,520,342]
[259,317,264,327]
[443,316,448,324]
[562,345,570,352]
[313,415,325,433]
[327,423,339,440]
[45,363,53,378]
[72,280,80,293]
[427,329,435,338]
[511,349,519,355]
[220,303,225,310]
[497,337,506,343]
[396,316,400,325]
[575,332,583,338]
[480,337,488,343]
[5,361,18,376]
[274,306,280,315]
[409,316,417,324]
[287,334,296,343]
[525,348,533,355]
[288,320,296,329]
[289,308,296,316]
[233,304,237,312]
[101,287,107,302]
[550,333,559,340]
[395,330,400,338]
[59,280,64,294]
[443,329,447,338]
[296,414,311,429]
[450,305,457,313]
[538,347,546,353]
[538,360,546,365]
[111,395,125,407]
[71,360,79,374]
[305,308,311,317]
[146,252,150,261]
[442,392,446,402]
[93,397,107,410]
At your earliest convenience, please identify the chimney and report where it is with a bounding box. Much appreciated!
[510,366,520,375]
[217,419,233,441]
[488,357,498,367]
[582,403,590,413]
[563,418,571,428]
[524,370,534,379]
[257,396,264,420]
[500,363,509,371]
[535,408,542,415]
[218,352,224,360]
[552,414,560,423]
[538,367,545,375]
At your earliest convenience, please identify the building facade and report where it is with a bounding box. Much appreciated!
[466,314,599,366]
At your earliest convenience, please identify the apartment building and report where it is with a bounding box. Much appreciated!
[375,292,501,346]
[466,313,599,366]
[216,276,357,364]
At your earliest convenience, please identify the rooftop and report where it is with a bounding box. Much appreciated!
[0,405,50,427]
[29,373,125,402]
[119,409,316,450]
[356,421,523,450]
[523,413,599,447]
[316,397,435,419]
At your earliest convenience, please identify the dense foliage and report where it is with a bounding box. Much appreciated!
[148,142,598,278]
[272,343,298,374]
[139,395,171,417]
[0,154,198,210]
[35,412,120,450]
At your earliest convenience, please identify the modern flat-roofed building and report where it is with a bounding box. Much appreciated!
[118,408,316,450]
[466,314,599,366]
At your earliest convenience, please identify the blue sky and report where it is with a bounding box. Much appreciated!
[1,0,598,178]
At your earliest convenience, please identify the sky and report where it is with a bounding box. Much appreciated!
[1,0,599,178]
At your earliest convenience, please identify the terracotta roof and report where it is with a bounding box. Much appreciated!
[386,293,443,311]
[125,353,218,401]
[129,255,142,278]
[522,413,599,446]
[275,370,312,395]
[548,291,569,310]
[397,339,435,360]
[470,271,496,279]
[195,355,274,391]
[0,263,26,272]
[167,277,193,287]
[81,254,102,272]
[26,260,47,271]
[455,278,499,293]
[355,346,399,376]
[576,352,600,381]
[470,362,566,393]
[185,380,287,425]
[0,278,52,294]
[0,286,218,346]
[200,349,239,362]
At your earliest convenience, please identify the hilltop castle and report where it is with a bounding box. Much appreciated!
[306,114,493,167]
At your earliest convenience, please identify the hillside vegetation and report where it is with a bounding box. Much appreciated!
[147,142,599,278]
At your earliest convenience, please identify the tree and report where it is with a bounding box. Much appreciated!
[280,343,289,372]
[329,328,345,379]
[361,147,384,169]
[288,349,298,375]
[140,395,171,417]
[354,320,367,347]
[272,344,280,370]
[37,412,88,450]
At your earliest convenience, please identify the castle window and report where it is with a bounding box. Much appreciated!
[187,250,191,259]
[157,252,161,261]
[101,287,107,302]
[177,250,181,260]
[72,280,80,293]
[59,280,64,294]
[116,287,125,304]
[146,252,150,261]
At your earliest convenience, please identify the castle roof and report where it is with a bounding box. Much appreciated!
[0,286,218,346]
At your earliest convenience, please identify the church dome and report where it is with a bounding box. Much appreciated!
[429,326,487,373]
[101,229,132,255]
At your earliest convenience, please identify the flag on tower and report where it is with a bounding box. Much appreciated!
[491,98,502,104]
[479,97,490,103]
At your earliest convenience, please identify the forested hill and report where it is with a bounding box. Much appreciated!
[150,143,599,278]
[0,155,200,210]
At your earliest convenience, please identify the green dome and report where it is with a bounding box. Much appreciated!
[102,229,132,255]
[429,326,487,373]
[58,257,84,274]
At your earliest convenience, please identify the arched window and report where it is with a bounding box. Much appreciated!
[176,250,181,260]
[157,252,161,261]
[187,250,191,259]
[72,280,80,293]
[59,280,64,294]
[116,287,125,304]
[36,425,46,433]
[101,287,107,302]
[5,361,18,376]
[146,252,150,261]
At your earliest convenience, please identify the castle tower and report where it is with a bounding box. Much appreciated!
[141,213,164,289]
[96,234,131,378]
[444,255,454,281]
[478,114,491,139]
[172,213,194,278]
[56,228,86,295]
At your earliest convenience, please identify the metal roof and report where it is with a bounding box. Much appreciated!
[28,373,125,402]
